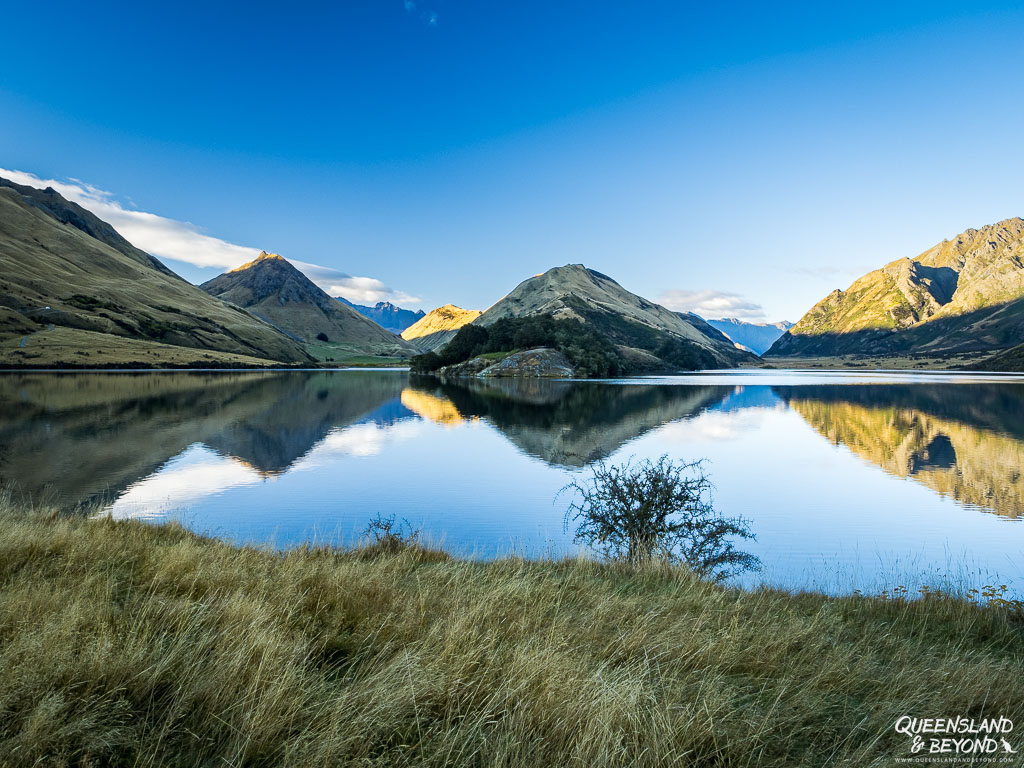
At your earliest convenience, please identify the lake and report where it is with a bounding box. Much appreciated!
[3,368,1023,594]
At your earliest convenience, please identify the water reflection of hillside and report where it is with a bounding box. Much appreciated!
[8,372,1022,519]
[776,384,1024,518]
[409,377,731,466]
[0,372,736,507]
[0,371,411,506]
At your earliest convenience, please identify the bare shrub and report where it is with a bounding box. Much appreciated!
[362,512,420,554]
[563,455,760,581]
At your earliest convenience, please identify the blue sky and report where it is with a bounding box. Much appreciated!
[2,1,1024,321]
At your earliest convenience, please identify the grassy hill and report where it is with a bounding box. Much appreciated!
[477,265,753,368]
[413,265,755,375]
[201,253,418,360]
[0,178,311,366]
[974,341,1024,371]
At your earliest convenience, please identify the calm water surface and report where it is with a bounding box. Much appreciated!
[3,369,1023,593]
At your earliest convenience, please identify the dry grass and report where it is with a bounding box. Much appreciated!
[0,326,287,368]
[0,501,1021,767]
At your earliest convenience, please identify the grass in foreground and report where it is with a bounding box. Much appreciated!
[0,506,1021,767]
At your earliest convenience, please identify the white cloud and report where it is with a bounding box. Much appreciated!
[0,167,419,307]
[290,260,420,306]
[657,289,766,322]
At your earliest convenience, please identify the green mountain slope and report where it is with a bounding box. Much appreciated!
[200,252,418,356]
[767,217,1024,358]
[476,264,753,368]
[0,178,311,365]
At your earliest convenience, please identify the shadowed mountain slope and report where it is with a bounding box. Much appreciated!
[0,178,311,365]
[201,253,417,355]
[767,218,1024,360]
[975,342,1024,371]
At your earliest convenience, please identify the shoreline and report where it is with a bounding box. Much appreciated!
[0,508,1020,766]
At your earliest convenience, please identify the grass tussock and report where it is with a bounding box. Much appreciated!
[0,502,1021,767]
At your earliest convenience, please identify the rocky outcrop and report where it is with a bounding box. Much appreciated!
[435,348,575,378]
[480,348,574,378]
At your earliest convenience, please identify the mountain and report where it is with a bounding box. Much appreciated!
[200,253,417,357]
[705,318,793,356]
[474,264,754,368]
[0,177,311,366]
[336,297,424,333]
[766,218,1024,360]
[401,304,482,352]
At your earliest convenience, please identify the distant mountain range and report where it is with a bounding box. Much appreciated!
[767,217,1024,360]
[200,253,417,357]
[336,297,424,333]
[401,304,482,352]
[0,177,311,366]
[704,318,793,356]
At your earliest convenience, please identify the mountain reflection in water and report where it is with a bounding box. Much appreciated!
[774,384,1024,519]
[2,372,1024,520]
[2,370,1023,591]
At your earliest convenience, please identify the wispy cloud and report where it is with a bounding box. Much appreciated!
[0,167,418,307]
[290,260,420,306]
[657,289,766,322]
[403,0,438,26]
